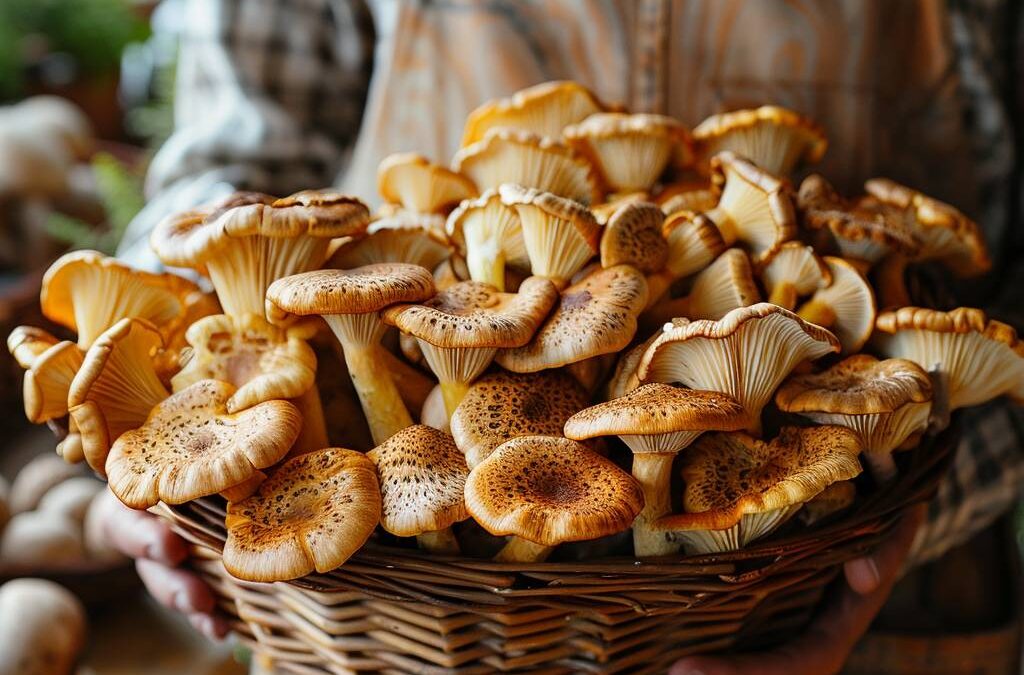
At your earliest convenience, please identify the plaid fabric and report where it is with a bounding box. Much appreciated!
[121,0,1024,564]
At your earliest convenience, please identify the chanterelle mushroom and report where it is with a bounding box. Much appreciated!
[223,447,381,582]
[151,190,370,317]
[599,201,668,273]
[758,241,831,310]
[643,211,726,308]
[367,425,470,554]
[564,384,747,557]
[328,216,451,272]
[652,426,862,553]
[693,106,827,176]
[266,264,436,445]
[446,188,529,291]
[874,307,1024,411]
[797,256,876,354]
[18,339,83,425]
[7,326,59,369]
[450,370,590,468]
[646,248,760,325]
[776,355,932,482]
[638,303,840,433]
[377,153,477,222]
[383,277,558,416]
[464,436,644,563]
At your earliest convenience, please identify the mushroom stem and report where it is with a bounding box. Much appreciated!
[379,349,435,418]
[418,342,497,419]
[417,527,460,554]
[769,283,798,310]
[341,344,413,445]
[631,453,679,557]
[797,299,837,328]
[495,536,552,563]
[862,452,898,484]
[440,381,471,418]
[705,207,737,246]
[875,255,911,309]
[466,246,507,292]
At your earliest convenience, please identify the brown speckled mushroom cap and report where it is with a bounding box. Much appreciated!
[693,106,827,176]
[797,256,876,354]
[105,379,301,509]
[599,201,668,273]
[776,355,932,415]
[377,153,477,214]
[497,265,647,372]
[464,435,644,546]
[758,241,831,310]
[223,447,381,582]
[460,80,605,147]
[366,425,470,537]
[450,370,590,468]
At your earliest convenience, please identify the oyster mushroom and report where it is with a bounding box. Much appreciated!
[693,106,827,176]
[797,256,876,354]
[599,201,668,273]
[643,211,727,308]
[377,152,477,223]
[758,241,831,310]
[446,188,528,291]
[7,326,59,369]
[19,340,84,425]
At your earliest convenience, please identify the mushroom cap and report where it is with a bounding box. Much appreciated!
[798,174,919,263]
[266,263,436,321]
[655,426,862,531]
[223,447,381,582]
[800,480,856,525]
[775,355,932,415]
[874,306,1024,409]
[23,340,84,424]
[592,191,650,226]
[450,370,590,468]
[638,303,840,426]
[377,152,477,213]
[799,256,876,353]
[171,313,317,413]
[366,425,470,537]
[446,188,530,270]
[660,211,728,279]
[464,436,644,546]
[564,383,748,441]
[657,177,717,216]
[151,191,371,267]
[105,379,302,509]
[758,241,831,305]
[708,152,797,260]
[328,219,451,271]
[606,318,688,400]
[693,106,827,175]
[497,265,647,372]
[453,128,600,204]
[563,113,693,192]
[599,201,668,273]
[7,326,59,369]
[685,248,761,320]
[382,277,558,349]
[460,80,605,147]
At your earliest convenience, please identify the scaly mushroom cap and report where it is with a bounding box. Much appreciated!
[497,265,647,372]
[564,113,693,192]
[328,218,451,271]
[600,202,668,273]
[464,436,644,547]
[105,380,301,508]
[171,314,317,413]
[798,174,919,264]
[454,129,600,205]
[40,250,196,349]
[446,188,529,290]
[7,326,59,369]
[874,307,1024,410]
[693,106,827,176]
[797,256,876,354]
[564,383,748,454]
[450,370,590,467]
[653,426,862,549]
[377,153,477,214]
[684,248,761,320]
[660,211,727,279]
[22,340,84,424]
[223,447,381,582]
[67,318,170,475]
[638,303,840,430]
[460,80,605,147]
[758,242,831,310]
[864,178,990,275]
[367,425,470,536]
[499,183,602,285]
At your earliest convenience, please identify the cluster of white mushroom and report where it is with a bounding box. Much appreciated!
[9,81,1024,581]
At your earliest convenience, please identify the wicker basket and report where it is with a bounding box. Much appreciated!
[156,423,957,674]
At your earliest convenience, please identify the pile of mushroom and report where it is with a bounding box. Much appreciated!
[8,80,1019,580]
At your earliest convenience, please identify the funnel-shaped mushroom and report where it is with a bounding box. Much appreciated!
[460,80,605,147]
[693,106,827,176]
[21,340,84,424]
[644,211,726,307]
[776,355,932,481]
[454,129,600,204]
[446,188,528,291]
[564,113,693,193]
[367,425,470,553]
[67,318,170,475]
[599,202,668,273]
[378,153,477,217]
[328,217,451,271]
[465,436,644,562]
[152,190,370,317]
[758,242,831,310]
[652,426,862,553]
[638,303,840,433]
[266,264,435,445]
[797,256,876,353]
[383,278,558,416]
[223,447,381,582]
[497,265,647,374]
[647,248,760,324]
[564,384,747,557]
[7,326,59,368]
[105,380,301,508]
[874,307,1024,410]
[451,370,590,468]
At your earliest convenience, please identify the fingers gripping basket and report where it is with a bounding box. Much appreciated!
[158,426,956,674]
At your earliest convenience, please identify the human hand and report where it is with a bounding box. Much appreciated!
[93,488,229,640]
[670,504,926,675]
